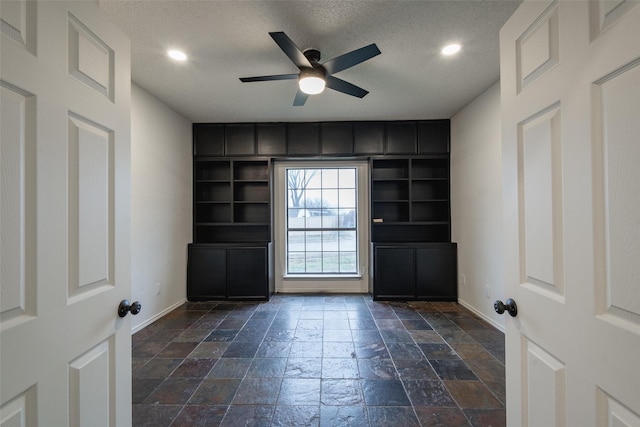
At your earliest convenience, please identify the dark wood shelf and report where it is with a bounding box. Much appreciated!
[193,158,271,244]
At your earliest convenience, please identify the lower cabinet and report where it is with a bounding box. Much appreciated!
[187,243,274,301]
[372,242,457,301]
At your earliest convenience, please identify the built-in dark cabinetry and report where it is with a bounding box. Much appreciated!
[188,243,274,301]
[370,156,450,243]
[372,243,457,301]
[190,157,273,300]
[194,158,270,243]
[189,119,455,302]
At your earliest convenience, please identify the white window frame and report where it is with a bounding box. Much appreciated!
[273,160,370,293]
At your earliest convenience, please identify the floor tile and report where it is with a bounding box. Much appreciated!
[132,404,181,427]
[321,358,359,379]
[271,405,320,427]
[222,341,260,358]
[132,378,162,404]
[220,405,275,427]
[131,295,506,426]
[247,357,287,378]
[357,358,398,380]
[285,358,322,378]
[430,359,479,380]
[393,358,439,380]
[188,378,241,405]
[170,358,216,378]
[134,358,182,379]
[320,405,368,427]
[414,406,471,426]
[143,378,201,404]
[403,379,457,407]
[233,377,282,404]
[361,379,411,406]
[444,380,503,409]
[207,358,251,378]
[321,379,363,406]
[171,405,228,427]
[366,406,420,426]
[278,378,321,405]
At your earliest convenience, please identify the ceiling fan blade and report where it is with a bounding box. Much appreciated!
[325,75,369,98]
[240,74,299,82]
[322,44,381,75]
[293,89,309,106]
[270,31,313,69]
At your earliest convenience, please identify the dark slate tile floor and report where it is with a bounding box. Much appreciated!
[132,294,505,427]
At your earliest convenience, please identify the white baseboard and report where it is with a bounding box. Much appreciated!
[458,298,505,333]
[131,299,186,334]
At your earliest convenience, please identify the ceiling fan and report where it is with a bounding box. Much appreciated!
[239,32,381,106]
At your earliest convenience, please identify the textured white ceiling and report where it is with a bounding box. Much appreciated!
[99,0,521,123]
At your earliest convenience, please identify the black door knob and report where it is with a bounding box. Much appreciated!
[118,300,142,317]
[494,298,517,317]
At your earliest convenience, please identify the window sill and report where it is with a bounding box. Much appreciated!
[283,274,362,280]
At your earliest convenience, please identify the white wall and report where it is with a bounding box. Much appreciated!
[131,84,192,332]
[450,82,505,330]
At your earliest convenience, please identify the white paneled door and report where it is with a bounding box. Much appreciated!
[500,1,640,426]
[1,1,132,425]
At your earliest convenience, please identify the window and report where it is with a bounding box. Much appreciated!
[286,168,357,274]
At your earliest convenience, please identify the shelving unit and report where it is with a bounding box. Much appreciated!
[370,156,456,301]
[370,156,450,243]
[193,158,271,244]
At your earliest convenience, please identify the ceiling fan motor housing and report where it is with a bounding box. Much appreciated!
[299,65,326,80]
[303,48,321,64]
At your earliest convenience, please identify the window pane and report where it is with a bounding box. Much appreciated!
[306,231,322,251]
[322,212,338,229]
[322,169,338,187]
[322,252,339,273]
[306,252,322,273]
[338,209,355,228]
[340,252,357,273]
[339,231,356,251]
[304,189,321,207]
[285,166,358,276]
[323,231,338,251]
[288,231,305,252]
[306,170,322,189]
[339,169,356,188]
[322,189,338,207]
[288,252,305,273]
[339,189,356,208]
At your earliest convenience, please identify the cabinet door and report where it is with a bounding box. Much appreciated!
[187,245,226,300]
[373,246,415,299]
[417,120,450,154]
[257,123,286,156]
[386,122,417,154]
[354,122,384,154]
[321,122,353,156]
[193,124,225,156]
[415,244,457,300]
[225,124,255,156]
[228,247,268,299]
[288,123,320,156]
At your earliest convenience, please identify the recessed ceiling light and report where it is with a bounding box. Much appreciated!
[441,44,461,56]
[167,49,187,61]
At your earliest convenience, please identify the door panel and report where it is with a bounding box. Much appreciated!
[1,2,131,425]
[500,1,640,426]
[374,246,415,298]
[228,247,267,298]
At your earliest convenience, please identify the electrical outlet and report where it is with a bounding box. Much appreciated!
[485,285,490,298]
[155,283,161,296]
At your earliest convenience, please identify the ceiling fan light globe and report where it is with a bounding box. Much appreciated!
[299,76,325,95]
